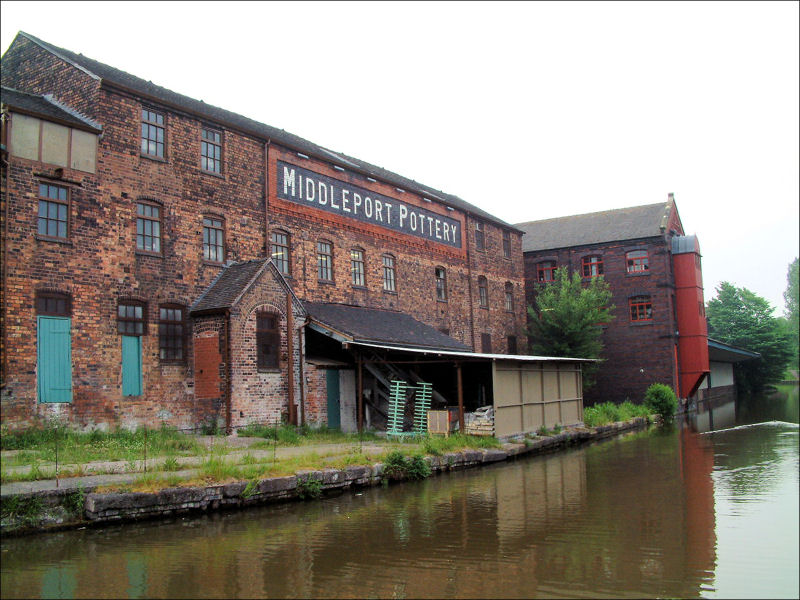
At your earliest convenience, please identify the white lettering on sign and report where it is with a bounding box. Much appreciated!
[277,160,462,248]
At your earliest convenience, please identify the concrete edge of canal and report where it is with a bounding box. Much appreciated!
[1,417,652,537]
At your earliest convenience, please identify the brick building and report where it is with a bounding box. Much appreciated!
[1,32,537,433]
[516,197,709,405]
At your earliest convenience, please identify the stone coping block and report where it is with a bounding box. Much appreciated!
[4,418,654,535]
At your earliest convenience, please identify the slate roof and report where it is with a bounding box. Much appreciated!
[515,201,673,253]
[0,86,102,132]
[190,259,270,315]
[304,302,471,352]
[12,32,521,233]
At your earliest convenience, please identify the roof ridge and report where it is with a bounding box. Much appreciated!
[515,201,667,228]
[10,31,519,232]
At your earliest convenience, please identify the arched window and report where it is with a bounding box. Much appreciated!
[270,230,290,275]
[582,255,603,278]
[478,276,489,308]
[317,240,333,282]
[256,311,280,370]
[159,304,186,362]
[629,295,653,321]
[537,261,556,282]
[382,254,396,292]
[626,250,649,273]
[504,282,514,312]
[350,248,365,287]
[435,267,447,302]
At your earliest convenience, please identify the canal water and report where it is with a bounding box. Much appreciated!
[2,387,797,599]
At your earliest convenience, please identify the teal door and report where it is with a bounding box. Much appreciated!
[122,335,142,396]
[326,369,341,430]
[37,316,72,403]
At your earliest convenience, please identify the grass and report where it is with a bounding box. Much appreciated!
[236,423,380,446]
[583,401,652,427]
[1,424,203,466]
[421,433,501,456]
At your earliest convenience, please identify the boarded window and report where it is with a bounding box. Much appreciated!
[257,312,280,370]
[481,333,492,353]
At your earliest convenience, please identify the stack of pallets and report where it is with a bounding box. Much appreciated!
[465,405,495,436]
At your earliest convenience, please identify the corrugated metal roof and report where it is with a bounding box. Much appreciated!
[516,202,672,252]
[351,341,595,362]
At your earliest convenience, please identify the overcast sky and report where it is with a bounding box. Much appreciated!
[2,1,798,314]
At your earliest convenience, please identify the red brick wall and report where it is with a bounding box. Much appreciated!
[1,37,528,431]
[524,237,679,404]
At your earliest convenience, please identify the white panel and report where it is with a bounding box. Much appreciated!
[41,121,69,167]
[70,129,97,173]
[9,113,40,160]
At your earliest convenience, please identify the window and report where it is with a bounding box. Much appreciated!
[36,291,72,316]
[435,267,447,301]
[350,248,365,287]
[37,183,69,239]
[203,217,225,263]
[537,261,556,282]
[270,230,290,275]
[136,201,161,253]
[117,301,146,335]
[481,333,492,353]
[582,255,604,278]
[256,311,280,370]
[36,292,72,403]
[507,335,517,354]
[382,254,396,292]
[159,305,185,362]
[502,230,511,258]
[629,296,653,322]
[317,241,333,281]
[141,108,165,158]
[118,301,145,397]
[505,282,514,312]
[626,250,649,273]
[201,127,222,173]
[9,113,97,173]
[475,221,486,251]
[478,276,489,308]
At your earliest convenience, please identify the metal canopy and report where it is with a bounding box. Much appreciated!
[348,340,596,363]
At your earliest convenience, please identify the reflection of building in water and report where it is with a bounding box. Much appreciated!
[1,434,717,598]
[694,339,761,414]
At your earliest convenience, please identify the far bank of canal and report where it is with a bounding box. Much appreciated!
[1,386,798,599]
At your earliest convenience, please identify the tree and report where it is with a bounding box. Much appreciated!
[526,267,614,388]
[706,282,793,393]
[784,258,799,370]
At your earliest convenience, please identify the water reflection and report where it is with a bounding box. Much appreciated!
[1,389,797,599]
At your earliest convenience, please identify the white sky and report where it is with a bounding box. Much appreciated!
[2,1,798,315]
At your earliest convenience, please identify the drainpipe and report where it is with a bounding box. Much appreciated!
[287,291,296,425]
[225,308,233,435]
[1,105,9,385]
[264,139,271,257]
[298,322,306,426]
[465,216,476,350]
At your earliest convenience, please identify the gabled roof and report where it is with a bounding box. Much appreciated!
[11,32,521,233]
[515,201,673,253]
[1,86,102,132]
[190,259,271,315]
[303,302,471,352]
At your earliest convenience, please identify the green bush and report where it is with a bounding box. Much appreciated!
[296,477,322,500]
[583,401,652,427]
[381,450,431,481]
[644,383,678,418]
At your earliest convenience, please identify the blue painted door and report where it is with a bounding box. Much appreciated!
[326,369,341,430]
[37,316,72,403]
[122,335,142,396]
